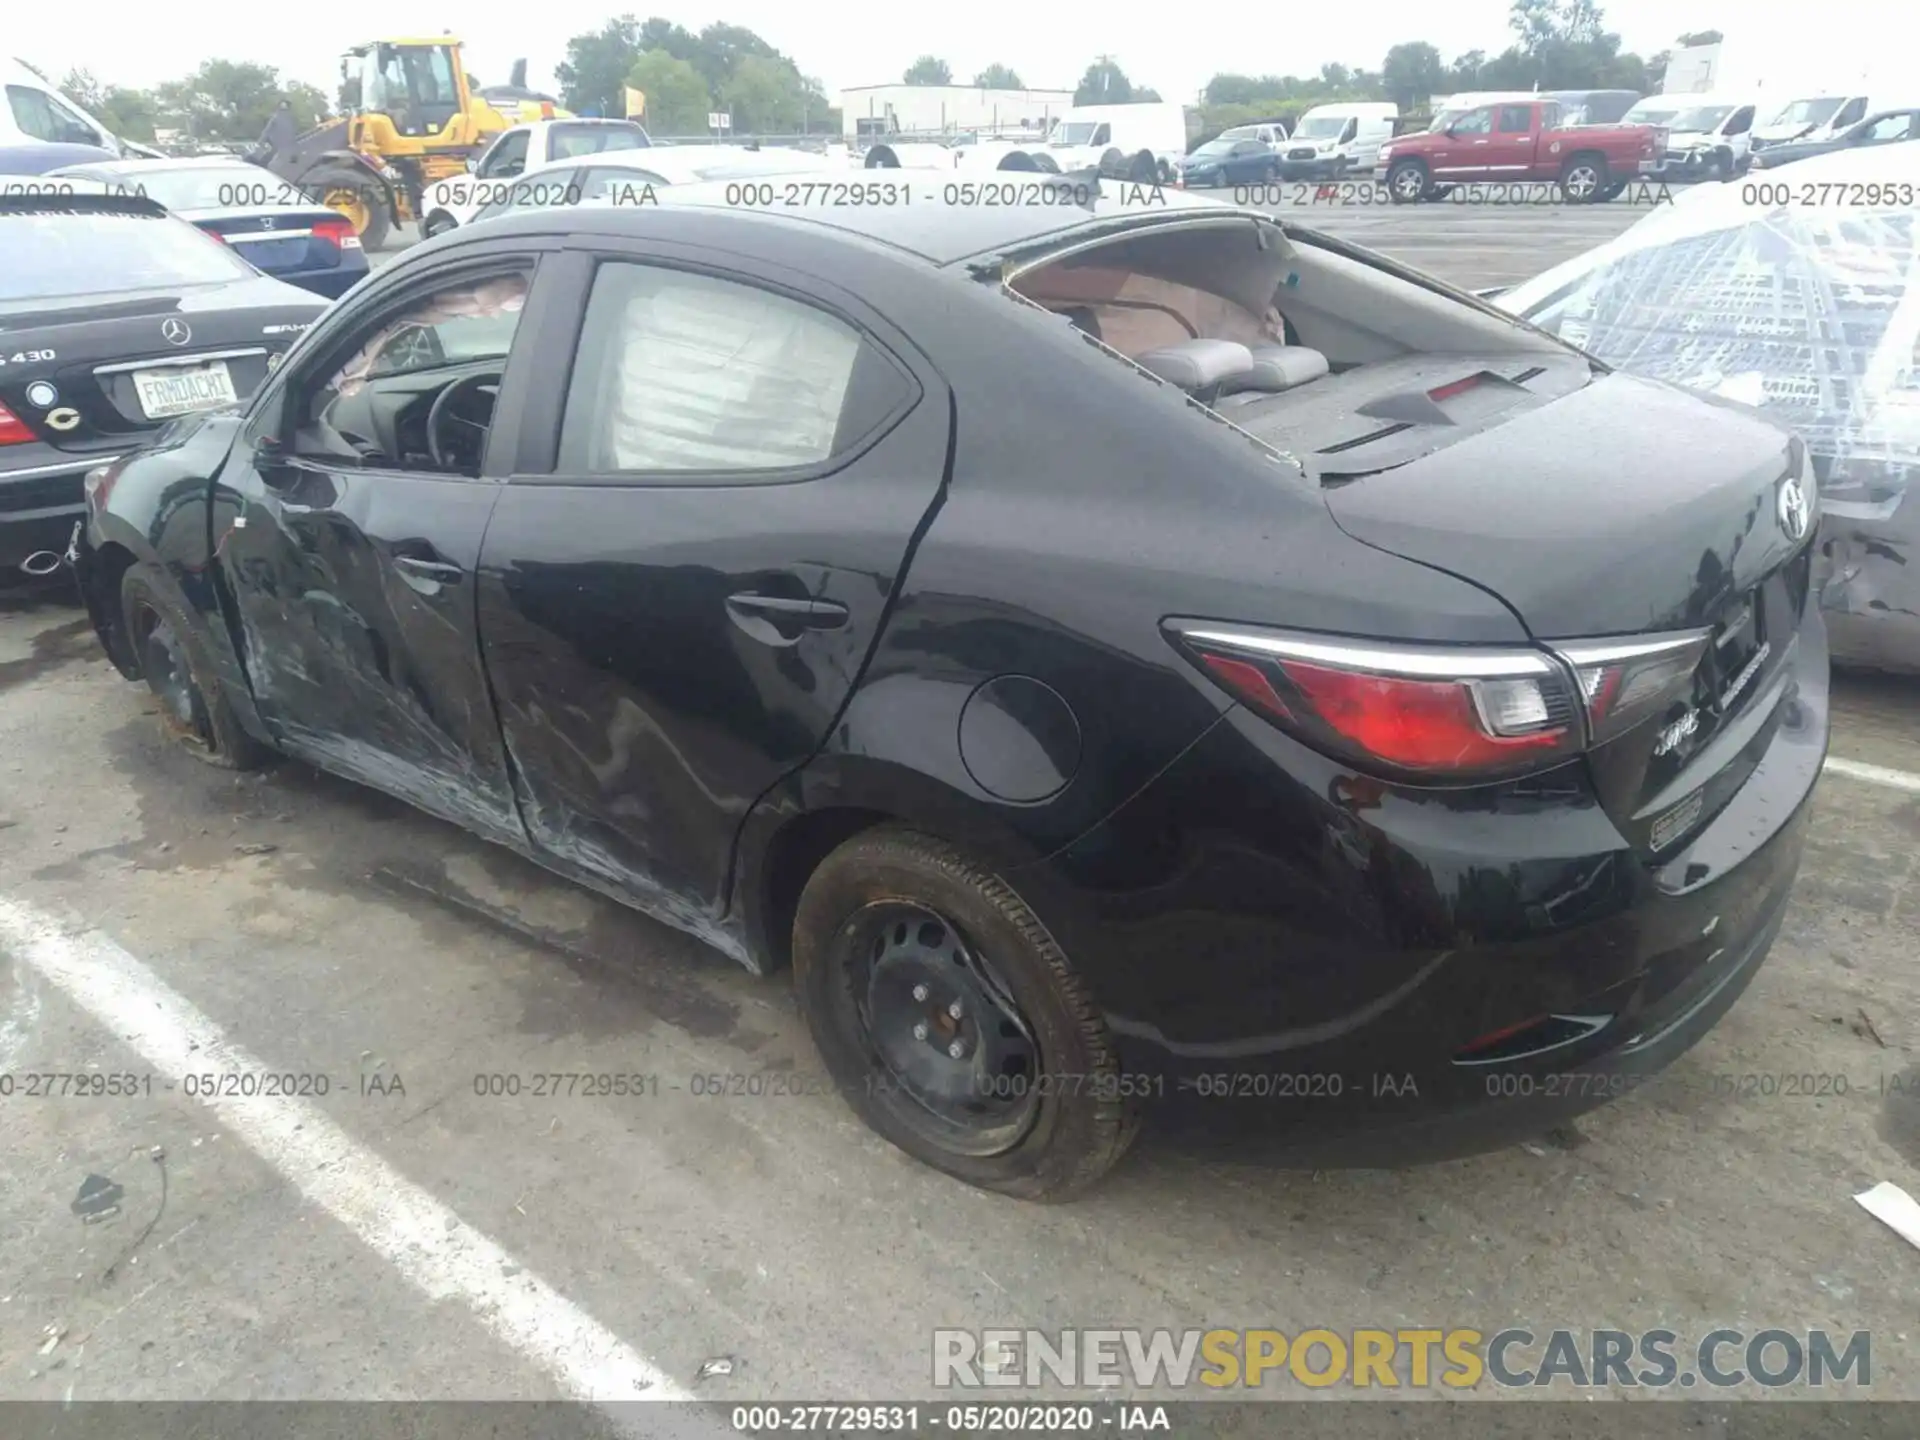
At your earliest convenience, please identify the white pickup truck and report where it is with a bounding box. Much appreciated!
[421,118,652,236]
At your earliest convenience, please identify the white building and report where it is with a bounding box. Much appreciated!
[837,83,1075,141]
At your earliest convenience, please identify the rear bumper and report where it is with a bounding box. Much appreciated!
[1011,603,1829,1163]
[1,450,118,584]
[1816,500,1920,673]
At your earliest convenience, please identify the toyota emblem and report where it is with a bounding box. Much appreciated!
[1778,475,1811,541]
[161,318,191,346]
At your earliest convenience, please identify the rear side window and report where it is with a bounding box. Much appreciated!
[557,262,907,476]
[0,209,253,301]
[550,124,649,158]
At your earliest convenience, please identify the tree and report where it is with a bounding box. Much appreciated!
[1381,42,1445,110]
[973,64,1023,90]
[556,15,644,115]
[60,68,162,142]
[903,56,952,85]
[1447,50,1487,89]
[721,53,817,132]
[153,60,312,143]
[628,49,710,134]
[1076,56,1132,105]
[1676,29,1724,46]
[1134,87,1163,102]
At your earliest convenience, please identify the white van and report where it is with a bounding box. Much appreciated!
[1624,91,1759,179]
[3,59,161,157]
[1277,102,1397,178]
[1751,93,1871,154]
[1217,120,1291,147]
[1040,102,1189,181]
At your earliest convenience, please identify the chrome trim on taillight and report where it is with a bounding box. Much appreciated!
[1550,631,1711,672]
[1172,623,1559,680]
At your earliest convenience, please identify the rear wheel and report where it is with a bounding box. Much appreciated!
[422,210,458,237]
[1386,159,1429,204]
[1557,154,1608,203]
[1597,181,1627,202]
[1126,150,1158,183]
[120,564,269,771]
[793,826,1140,1200]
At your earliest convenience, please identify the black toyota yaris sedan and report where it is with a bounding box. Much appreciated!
[73,181,1828,1200]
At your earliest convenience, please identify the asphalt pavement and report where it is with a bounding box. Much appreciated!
[4,190,1918,1422]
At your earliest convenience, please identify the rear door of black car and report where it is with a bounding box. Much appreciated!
[475,240,951,920]
[213,246,558,843]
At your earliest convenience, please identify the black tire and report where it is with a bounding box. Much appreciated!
[121,563,270,771]
[356,200,393,252]
[1557,154,1608,203]
[1385,159,1429,204]
[1126,151,1157,183]
[793,826,1141,1201]
[1157,158,1174,185]
[1597,181,1627,202]
[422,210,458,237]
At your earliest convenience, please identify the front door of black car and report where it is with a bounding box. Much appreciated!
[475,244,951,920]
[216,258,541,844]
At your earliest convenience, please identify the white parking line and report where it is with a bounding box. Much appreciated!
[0,897,696,1412]
[1824,756,1920,794]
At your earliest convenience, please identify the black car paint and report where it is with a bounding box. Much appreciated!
[76,193,1825,1159]
[1,244,325,580]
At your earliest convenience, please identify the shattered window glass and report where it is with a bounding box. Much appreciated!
[1510,186,1920,512]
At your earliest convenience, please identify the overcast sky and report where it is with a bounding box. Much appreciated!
[9,2,1898,104]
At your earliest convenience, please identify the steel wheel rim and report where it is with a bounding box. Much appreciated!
[840,901,1041,1156]
[1391,167,1422,199]
[1565,165,1599,199]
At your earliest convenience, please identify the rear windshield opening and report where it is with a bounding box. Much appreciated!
[1007,221,1299,360]
[0,210,255,302]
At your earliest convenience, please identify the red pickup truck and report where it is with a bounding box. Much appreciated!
[1377,97,1665,204]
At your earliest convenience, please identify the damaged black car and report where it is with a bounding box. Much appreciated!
[1499,145,1920,672]
[74,184,1827,1199]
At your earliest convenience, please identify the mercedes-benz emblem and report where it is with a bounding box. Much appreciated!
[161,318,191,346]
[1777,475,1811,541]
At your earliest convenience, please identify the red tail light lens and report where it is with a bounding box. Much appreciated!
[1168,620,1713,782]
[1169,623,1579,780]
[0,400,34,445]
[313,217,362,249]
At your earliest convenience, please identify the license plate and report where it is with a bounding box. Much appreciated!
[132,361,238,420]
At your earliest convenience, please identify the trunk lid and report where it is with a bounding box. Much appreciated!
[181,207,359,275]
[0,276,324,454]
[1310,365,1813,855]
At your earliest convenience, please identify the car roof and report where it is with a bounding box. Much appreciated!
[514,144,844,185]
[53,155,254,172]
[0,174,120,193]
[478,176,1260,268]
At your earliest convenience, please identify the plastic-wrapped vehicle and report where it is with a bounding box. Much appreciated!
[1499,146,1920,670]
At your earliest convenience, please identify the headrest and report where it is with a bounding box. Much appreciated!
[1134,339,1253,392]
[1237,344,1331,392]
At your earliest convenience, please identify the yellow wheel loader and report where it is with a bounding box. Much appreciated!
[247,40,567,250]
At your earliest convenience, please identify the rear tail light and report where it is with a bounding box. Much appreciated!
[313,217,362,250]
[1166,620,1709,783]
[0,400,34,445]
[1555,633,1711,747]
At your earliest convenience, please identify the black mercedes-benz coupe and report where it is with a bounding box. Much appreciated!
[1,184,327,585]
[73,181,1828,1199]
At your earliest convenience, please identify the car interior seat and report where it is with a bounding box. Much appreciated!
[1215,344,1331,407]
[1132,338,1255,406]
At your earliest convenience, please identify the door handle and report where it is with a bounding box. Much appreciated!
[725,592,848,646]
[393,554,464,588]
